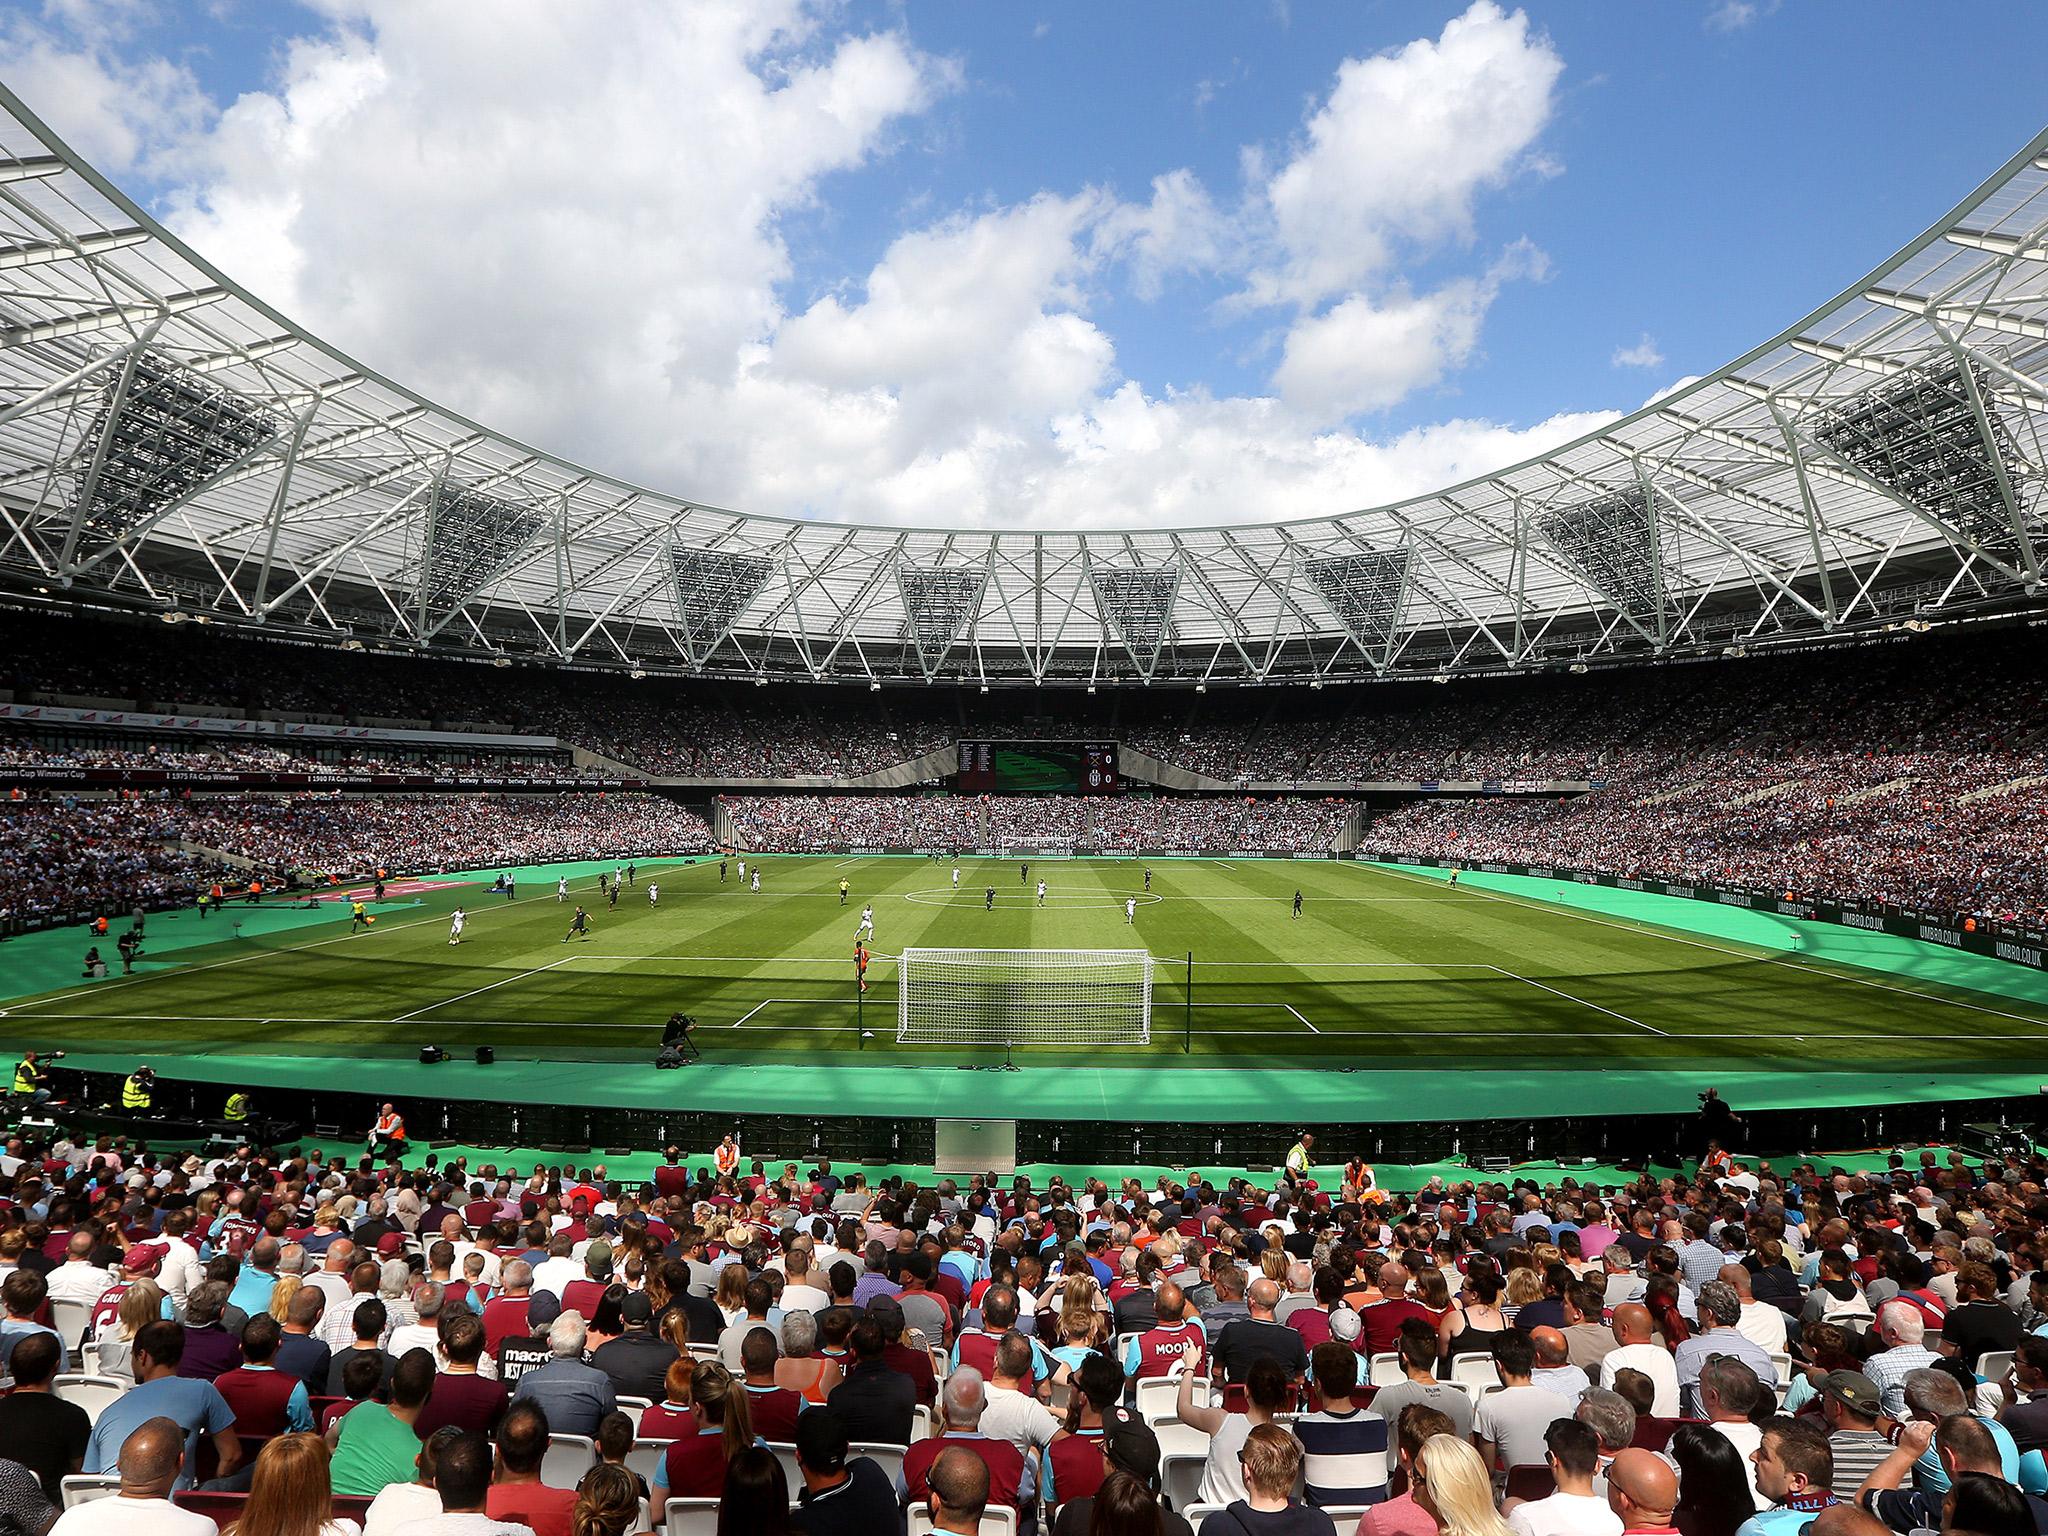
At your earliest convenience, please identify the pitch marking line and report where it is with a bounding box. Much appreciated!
[1360,863,2048,1030]
[1486,964,1667,1036]
[1203,1002,1320,1035]
[389,957,578,1024]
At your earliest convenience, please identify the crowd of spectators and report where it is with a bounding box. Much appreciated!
[0,735,583,780]
[0,794,714,928]
[721,795,1355,853]
[1360,755,2048,928]
[4,1128,2046,1535]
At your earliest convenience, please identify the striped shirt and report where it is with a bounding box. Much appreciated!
[1294,1405,1390,1508]
[1827,1429,1890,1499]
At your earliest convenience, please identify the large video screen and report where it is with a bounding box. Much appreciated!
[956,740,1119,795]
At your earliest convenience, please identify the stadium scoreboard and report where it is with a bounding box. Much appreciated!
[956,740,1119,795]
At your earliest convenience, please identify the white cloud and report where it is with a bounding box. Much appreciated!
[1246,1,1564,308]
[1610,333,1666,369]
[5,1,1617,529]
[1705,0,1766,31]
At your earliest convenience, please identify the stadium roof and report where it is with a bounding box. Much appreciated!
[1,82,2046,687]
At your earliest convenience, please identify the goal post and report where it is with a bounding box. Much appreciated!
[896,947,1154,1047]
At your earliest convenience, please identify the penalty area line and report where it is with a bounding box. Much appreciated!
[1486,963,1667,1036]
[390,956,579,1024]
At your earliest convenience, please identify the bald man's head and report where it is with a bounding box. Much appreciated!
[1248,1278,1281,1316]
[1718,1263,1754,1300]
[1606,1448,1677,1525]
[1611,1303,1654,1346]
[1379,1263,1410,1295]
[1530,1327,1569,1368]
[1156,1281,1186,1323]
[118,1416,187,1497]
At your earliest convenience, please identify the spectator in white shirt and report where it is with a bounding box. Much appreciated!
[1507,1419,1623,1536]
[1723,1264,1788,1354]
[44,1231,115,1309]
[1598,1304,1679,1419]
[527,1236,582,1300]
[779,1248,833,1315]
[387,1283,447,1364]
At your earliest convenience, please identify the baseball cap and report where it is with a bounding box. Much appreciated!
[620,1291,654,1325]
[585,1239,614,1273]
[376,1232,408,1257]
[1102,1404,1161,1485]
[121,1241,167,1274]
[1820,1371,1879,1415]
[1328,1305,1363,1344]
[866,1295,905,1333]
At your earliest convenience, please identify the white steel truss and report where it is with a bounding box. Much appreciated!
[0,81,2046,685]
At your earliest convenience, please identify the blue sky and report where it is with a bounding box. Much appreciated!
[8,0,2048,526]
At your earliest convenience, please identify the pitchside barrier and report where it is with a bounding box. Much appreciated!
[1379,854,2048,972]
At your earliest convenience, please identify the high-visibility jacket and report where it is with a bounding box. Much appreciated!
[121,1074,152,1110]
[224,1092,250,1123]
[13,1058,39,1095]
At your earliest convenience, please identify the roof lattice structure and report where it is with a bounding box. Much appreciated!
[1,82,2046,686]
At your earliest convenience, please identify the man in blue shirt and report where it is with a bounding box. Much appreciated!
[83,1320,241,1490]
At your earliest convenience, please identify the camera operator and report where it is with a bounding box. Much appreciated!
[1697,1086,1744,1160]
[10,1049,62,1108]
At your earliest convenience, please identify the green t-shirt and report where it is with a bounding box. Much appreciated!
[328,1402,420,1497]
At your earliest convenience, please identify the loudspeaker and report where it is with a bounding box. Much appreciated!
[474,1046,495,1065]
[419,1045,447,1065]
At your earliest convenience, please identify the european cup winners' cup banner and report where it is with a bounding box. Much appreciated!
[955,740,1120,795]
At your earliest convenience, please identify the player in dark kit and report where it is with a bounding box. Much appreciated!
[1020,862,1028,883]
[720,858,728,882]
[985,885,996,911]
[1144,867,1152,891]
[563,905,591,942]
[607,881,618,910]
[1293,890,1303,919]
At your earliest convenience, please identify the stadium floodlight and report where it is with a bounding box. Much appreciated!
[1810,357,2041,569]
[1090,565,1180,680]
[416,483,546,627]
[71,348,280,538]
[1304,550,1411,662]
[897,563,988,678]
[1537,486,1669,635]
[666,546,774,666]
[897,947,1153,1047]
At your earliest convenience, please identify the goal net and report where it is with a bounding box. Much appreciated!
[897,947,1154,1047]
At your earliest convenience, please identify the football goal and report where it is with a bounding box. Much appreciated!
[896,947,1154,1047]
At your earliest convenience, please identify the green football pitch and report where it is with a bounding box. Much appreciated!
[6,854,2048,1073]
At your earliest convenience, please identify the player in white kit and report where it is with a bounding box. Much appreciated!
[1036,879,1047,907]
[951,866,960,889]
[1125,897,1136,924]
[448,908,466,945]
[856,904,875,941]
[750,870,761,892]
[557,877,568,901]
[647,883,659,906]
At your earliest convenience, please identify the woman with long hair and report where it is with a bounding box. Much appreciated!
[1438,1269,1507,1370]
[224,1433,359,1536]
[1052,1275,1110,1371]
[1645,1274,1692,1348]
[1501,1266,1543,1326]
[717,1446,790,1536]
[1670,1422,1757,1536]
[713,1263,749,1325]
[691,1361,755,1466]
[570,1463,645,1536]
[1412,1266,1452,1323]
[95,1277,165,1382]
[268,1275,304,1325]
[1414,1435,1513,1536]
[587,1284,628,1347]
[1066,1467,1192,1536]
